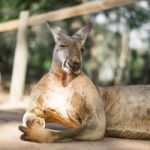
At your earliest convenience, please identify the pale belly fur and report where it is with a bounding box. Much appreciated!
[43,83,73,119]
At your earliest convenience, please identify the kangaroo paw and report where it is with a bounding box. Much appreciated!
[19,122,56,143]
[26,116,45,128]
[19,125,32,141]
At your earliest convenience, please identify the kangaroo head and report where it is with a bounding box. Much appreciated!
[47,21,92,75]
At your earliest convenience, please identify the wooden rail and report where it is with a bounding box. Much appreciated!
[0,0,136,32]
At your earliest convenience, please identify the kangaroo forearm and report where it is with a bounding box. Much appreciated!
[44,108,79,128]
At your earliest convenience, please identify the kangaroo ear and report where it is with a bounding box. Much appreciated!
[72,22,92,45]
[46,21,62,42]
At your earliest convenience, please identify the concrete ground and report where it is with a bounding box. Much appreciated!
[0,103,150,150]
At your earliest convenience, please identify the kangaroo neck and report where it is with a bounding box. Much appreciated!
[50,62,76,87]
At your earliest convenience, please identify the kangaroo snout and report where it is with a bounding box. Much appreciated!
[68,60,81,71]
[67,59,81,71]
[62,58,81,74]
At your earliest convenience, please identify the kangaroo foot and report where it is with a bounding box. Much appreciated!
[19,120,56,143]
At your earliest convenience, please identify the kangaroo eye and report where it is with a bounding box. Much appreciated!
[81,47,85,53]
[60,44,66,48]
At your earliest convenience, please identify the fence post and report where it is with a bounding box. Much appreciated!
[9,11,29,102]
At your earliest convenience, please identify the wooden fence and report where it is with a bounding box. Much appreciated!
[0,0,136,101]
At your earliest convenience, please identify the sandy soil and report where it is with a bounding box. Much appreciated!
[0,104,150,150]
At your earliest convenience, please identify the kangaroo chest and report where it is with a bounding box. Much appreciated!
[33,73,86,119]
[44,83,73,118]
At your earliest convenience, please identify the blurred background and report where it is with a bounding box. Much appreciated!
[0,0,149,102]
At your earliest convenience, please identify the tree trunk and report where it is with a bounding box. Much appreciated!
[115,13,129,85]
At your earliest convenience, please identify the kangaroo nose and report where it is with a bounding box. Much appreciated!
[68,59,81,71]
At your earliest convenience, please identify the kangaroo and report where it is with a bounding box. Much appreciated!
[19,22,150,143]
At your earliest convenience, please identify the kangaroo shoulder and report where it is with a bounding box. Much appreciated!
[72,73,96,90]
[30,72,54,97]
[70,73,100,101]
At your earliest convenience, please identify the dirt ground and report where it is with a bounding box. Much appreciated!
[0,102,150,150]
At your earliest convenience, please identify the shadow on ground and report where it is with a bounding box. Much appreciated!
[0,109,25,123]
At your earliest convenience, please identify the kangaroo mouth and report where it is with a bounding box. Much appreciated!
[62,59,81,75]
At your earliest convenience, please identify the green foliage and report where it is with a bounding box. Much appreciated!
[0,0,81,21]
[0,0,81,83]
[0,0,149,85]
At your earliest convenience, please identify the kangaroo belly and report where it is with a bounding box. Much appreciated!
[99,85,150,139]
